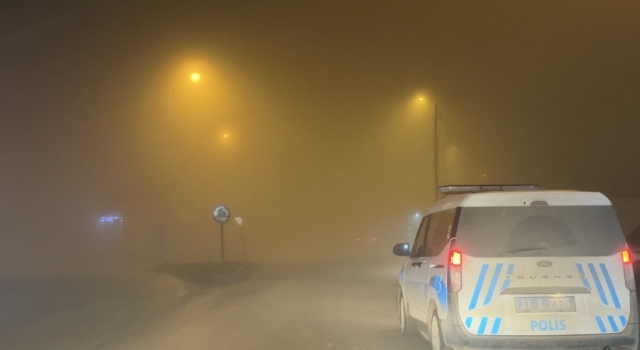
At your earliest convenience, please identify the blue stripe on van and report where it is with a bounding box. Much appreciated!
[491,317,502,335]
[620,315,627,328]
[500,264,515,292]
[465,317,473,329]
[576,263,592,290]
[595,316,606,333]
[469,264,489,310]
[607,315,619,332]
[588,263,609,306]
[429,276,448,313]
[478,317,488,335]
[483,263,503,306]
[600,263,621,309]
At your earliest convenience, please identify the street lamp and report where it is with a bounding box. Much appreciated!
[190,72,201,82]
[434,104,440,197]
[412,93,440,201]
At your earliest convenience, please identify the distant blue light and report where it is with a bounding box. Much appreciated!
[414,213,420,217]
[99,215,122,224]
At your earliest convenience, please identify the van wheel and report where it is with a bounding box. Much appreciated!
[398,293,416,335]
[430,312,444,350]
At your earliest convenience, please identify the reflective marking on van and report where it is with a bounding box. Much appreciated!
[478,317,489,334]
[600,263,621,309]
[595,316,606,333]
[429,276,448,313]
[608,315,619,332]
[466,317,502,335]
[469,264,489,310]
[491,317,502,334]
[593,315,627,333]
[588,263,609,306]
[499,264,515,292]
[620,315,627,328]
[483,263,503,306]
[575,263,592,290]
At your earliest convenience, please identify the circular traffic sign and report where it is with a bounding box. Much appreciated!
[212,204,231,224]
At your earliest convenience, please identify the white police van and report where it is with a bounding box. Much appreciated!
[393,185,638,350]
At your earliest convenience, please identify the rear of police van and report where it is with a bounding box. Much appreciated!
[443,192,638,350]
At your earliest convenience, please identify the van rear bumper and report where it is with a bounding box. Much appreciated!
[443,324,638,350]
[442,292,639,350]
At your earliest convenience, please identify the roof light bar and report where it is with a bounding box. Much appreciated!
[438,184,540,194]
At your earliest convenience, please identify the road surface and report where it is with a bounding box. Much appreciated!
[0,258,427,350]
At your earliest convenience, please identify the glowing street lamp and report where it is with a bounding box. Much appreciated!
[217,131,233,144]
[190,72,201,82]
[411,92,440,200]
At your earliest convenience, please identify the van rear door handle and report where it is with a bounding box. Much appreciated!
[411,262,422,268]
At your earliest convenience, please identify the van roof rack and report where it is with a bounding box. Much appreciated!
[438,184,541,195]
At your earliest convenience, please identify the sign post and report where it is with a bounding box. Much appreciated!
[212,204,231,261]
[234,216,247,260]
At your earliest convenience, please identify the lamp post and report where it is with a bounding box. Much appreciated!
[434,104,440,199]
[414,94,440,202]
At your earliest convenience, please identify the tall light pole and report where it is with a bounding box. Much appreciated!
[434,104,440,200]
[412,93,440,202]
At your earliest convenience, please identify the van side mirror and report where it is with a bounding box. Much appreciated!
[393,242,411,257]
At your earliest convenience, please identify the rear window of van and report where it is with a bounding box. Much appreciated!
[455,205,626,257]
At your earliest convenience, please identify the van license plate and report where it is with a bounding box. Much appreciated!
[514,297,576,313]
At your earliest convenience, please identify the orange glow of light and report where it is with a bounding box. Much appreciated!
[450,251,462,266]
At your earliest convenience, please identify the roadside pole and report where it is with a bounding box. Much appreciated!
[434,104,439,201]
[234,216,247,260]
[220,223,225,261]
[212,204,231,262]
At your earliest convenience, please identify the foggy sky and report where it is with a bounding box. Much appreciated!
[2,1,640,267]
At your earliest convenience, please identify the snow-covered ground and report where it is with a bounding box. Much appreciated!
[1,257,633,350]
[0,258,421,350]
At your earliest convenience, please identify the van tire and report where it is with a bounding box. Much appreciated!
[398,292,416,335]
[430,312,444,350]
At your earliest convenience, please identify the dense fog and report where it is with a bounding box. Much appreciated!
[2,0,640,271]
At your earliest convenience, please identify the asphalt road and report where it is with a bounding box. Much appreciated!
[0,257,427,350]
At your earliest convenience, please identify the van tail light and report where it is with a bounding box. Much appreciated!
[622,249,631,263]
[448,249,462,293]
[622,248,635,291]
[451,251,462,266]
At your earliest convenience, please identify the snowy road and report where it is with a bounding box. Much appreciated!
[0,258,427,350]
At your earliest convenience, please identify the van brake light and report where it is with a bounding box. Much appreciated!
[622,249,631,264]
[448,250,462,293]
[451,251,462,266]
[622,248,636,291]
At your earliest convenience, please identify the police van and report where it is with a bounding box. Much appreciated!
[393,185,638,350]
